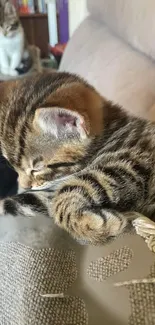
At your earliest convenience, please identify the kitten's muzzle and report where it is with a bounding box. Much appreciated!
[18,176,32,190]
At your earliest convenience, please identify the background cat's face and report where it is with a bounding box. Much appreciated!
[0,0,20,37]
[0,73,103,190]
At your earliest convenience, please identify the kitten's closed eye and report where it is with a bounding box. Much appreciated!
[47,162,77,169]
[11,22,19,30]
[32,156,45,174]
[31,162,77,177]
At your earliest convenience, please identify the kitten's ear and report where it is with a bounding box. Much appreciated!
[33,107,89,139]
[4,1,16,15]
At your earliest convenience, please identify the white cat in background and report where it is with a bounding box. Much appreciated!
[0,0,28,76]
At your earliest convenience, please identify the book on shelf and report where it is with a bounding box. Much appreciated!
[57,0,69,43]
[12,0,47,14]
[37,0,47,13]
[18,0,34,13]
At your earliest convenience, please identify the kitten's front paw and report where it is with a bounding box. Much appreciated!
[52,193,105,244]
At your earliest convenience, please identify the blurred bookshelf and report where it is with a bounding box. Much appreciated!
[11,0,49,57]
[12,0,47,14]
[11,0,69,61]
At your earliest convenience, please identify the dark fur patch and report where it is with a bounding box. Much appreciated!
[4,199,18,216]
[16,193,47,213]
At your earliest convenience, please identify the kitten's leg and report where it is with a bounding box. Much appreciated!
[0,191,147,245]
[49,171,145,244]
[9,51,22,76]
[0,162,146,244]
[0,191,134,244]
[0,191,50,218]
[1,192,153,247]
[0,49,9,75]
[51,194,136,244]
[49,161,147,243]
[0,188,137,244]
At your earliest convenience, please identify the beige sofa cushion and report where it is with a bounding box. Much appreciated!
[60,17,155,119]
[88,0,155,61]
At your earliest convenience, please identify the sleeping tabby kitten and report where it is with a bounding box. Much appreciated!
[0,0,32,76]
[0,72,154,244]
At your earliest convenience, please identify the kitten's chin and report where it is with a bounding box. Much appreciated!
[31,182,53,191]
[6,32,15,38]
[6,29,20,38]
[31,180,63,192]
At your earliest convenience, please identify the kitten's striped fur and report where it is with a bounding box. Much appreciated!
[0,72,155,244]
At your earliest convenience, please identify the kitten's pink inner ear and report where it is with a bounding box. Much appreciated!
[34,107,89,139]
[56,112,76,126]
